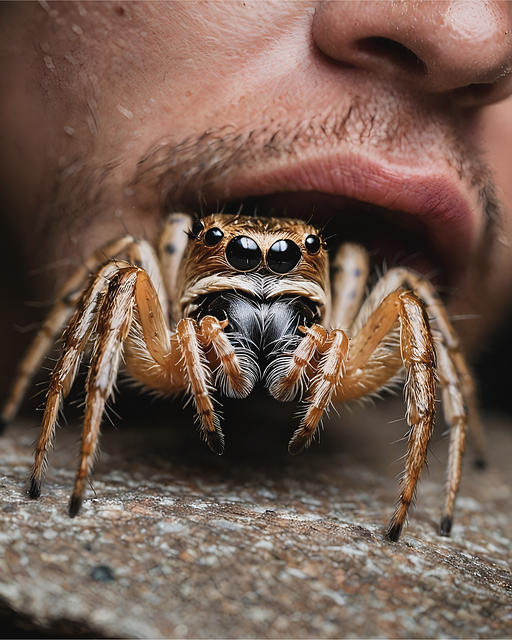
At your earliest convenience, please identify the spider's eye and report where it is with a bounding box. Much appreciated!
[191,219,205,238]
[226,236,262,271]
[204,227,224,246]
[305,234,321,255]
[267,239,302,274]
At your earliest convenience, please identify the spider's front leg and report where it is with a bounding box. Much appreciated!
[133,271,252,452]
[384,292,437,542]
[338,289,438,541]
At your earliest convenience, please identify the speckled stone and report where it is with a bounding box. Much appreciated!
[1,395,512,638]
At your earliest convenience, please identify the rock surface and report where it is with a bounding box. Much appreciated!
[1,394,512,638]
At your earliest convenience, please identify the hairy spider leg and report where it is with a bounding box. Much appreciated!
[69,267,139,516]
[386,292,437,542]
[329,242,371,331]
[1,236,135,429]
[338,266,474,540]
[435,340,466,535]
[411,277,485,466]
[156,212,194,323]
[28,261,125,502]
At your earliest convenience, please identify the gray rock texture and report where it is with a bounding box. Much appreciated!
[1,394,512,638]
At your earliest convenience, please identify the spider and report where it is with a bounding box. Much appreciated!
[1,213,482,542]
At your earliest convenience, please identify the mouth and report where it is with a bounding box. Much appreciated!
[197,192,451,282]
[170,154,481,290]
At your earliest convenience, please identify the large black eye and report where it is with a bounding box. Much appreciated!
[226,236,262,271]
[204,227,224,246]
[305,234,321,254]
[191,219,204,238]
[267,239,302,274]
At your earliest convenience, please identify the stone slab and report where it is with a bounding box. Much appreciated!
[1,396,512,638]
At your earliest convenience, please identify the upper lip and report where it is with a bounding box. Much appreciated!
[197,151,483,284]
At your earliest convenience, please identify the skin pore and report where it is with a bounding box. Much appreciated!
[2,1,512,397]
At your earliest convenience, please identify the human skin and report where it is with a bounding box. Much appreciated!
[1,0,512,396]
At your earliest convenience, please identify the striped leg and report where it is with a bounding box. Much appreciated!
[386,293,437,542]
[68,268,139,515]
[28,262,124,501]
[332,290,437,541]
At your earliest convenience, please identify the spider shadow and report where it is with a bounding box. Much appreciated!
[13,381,456,519]
[93,387,322,487]
[83,385,434,500]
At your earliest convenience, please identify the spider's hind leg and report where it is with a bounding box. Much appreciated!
[412,278,486,466]
[435,339,467,535]
[407,276,485,534]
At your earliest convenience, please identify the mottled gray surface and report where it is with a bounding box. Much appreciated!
[1,394,512,638]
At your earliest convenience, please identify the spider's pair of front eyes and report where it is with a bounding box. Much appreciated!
[191,220,322,274]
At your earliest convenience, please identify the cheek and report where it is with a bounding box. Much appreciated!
[480,96,512,237]
[454,96,512,350]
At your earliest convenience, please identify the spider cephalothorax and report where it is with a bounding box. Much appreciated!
[176,215,330,317]
[1,212,482,541]
[175,215,330,407]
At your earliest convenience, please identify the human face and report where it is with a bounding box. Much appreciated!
[2,0,512,376]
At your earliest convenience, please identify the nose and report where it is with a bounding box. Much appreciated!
[312,0,512,107]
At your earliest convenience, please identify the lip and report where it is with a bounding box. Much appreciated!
[198,153,482,284]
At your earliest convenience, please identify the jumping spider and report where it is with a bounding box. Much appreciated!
[1,213,482,541]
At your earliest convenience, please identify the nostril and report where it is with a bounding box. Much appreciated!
[358,37,427,76]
